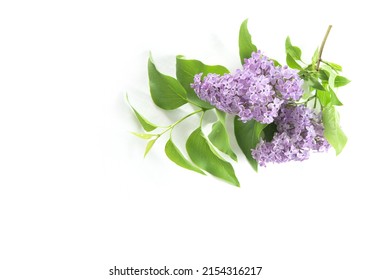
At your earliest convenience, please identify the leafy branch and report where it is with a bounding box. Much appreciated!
[128,19,349,186]
[287,25,349,155]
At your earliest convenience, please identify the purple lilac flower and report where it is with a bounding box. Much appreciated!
[251,105,330,166]
[191,51,304,124]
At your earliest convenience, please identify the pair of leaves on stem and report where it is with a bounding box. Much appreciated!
[130,54,241,186]
[165,124,239,186]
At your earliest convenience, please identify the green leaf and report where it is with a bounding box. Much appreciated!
[239,18,257,64]
[131,132,157,139]
[323,61,342,71]
[285,37,302,61]
[285,37,303,70]
[319,69,329,81]
[334,76,351,87]
[176,56,229,109]
[272,59,281,67]
[126,95,158,132]
[321,64,337,90]
[262,122,277,142]
[208,111,237,161]
[308,77,325,90]
[312,47,319,66]
[317,90,331,107]
[186,128,239,186]
[165,139,205,175]
[215,109,226,122]
[328,70,337,90]
[330,89,343,106]
[286,54,302,70]
[322,106,347,155]
[148,54,187,110]
[317,87,343,107]
[144,139,157,157]
[234,118,266,172]
[302,81,314,100]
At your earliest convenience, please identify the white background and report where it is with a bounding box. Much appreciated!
[1,0,369,279]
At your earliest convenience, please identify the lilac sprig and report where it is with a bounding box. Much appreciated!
[130,20,347,184]
[191,51,304,124]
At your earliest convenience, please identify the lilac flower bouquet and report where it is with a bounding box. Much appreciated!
[128,19,349,186]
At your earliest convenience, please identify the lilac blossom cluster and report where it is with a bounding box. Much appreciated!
[191,51,329,166]
[251,105,330,166]
[191,51,304,124]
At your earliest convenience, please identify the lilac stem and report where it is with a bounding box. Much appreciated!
[316,25,332,71]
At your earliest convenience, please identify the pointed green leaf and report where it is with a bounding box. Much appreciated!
[148,54,187,110]
[317,90,331,107]
[176,56,229,109]
[308,77,325,91]
[286,54,302,70]
[239,19,257,64]
[334,76,351,87]
[322,106,347,155]
[323,61,342,71]
[328,71,337,90]
[330,89,343,106]
[186,128,239,186]
[301,81,314,100]
[319,69,329,81]
[165,139,205,175]
[144,139,157,157]
[312,47,319,66]
[126,95,158,131]
[285,37,303,70]
[234,118,266,172]
[208,113,237,161]
[321,65,337,90]
[209,110,237,162]
[272,59,281,67]
[317,87,343,107]
[131,132,157,139]
[285,37,302,61]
